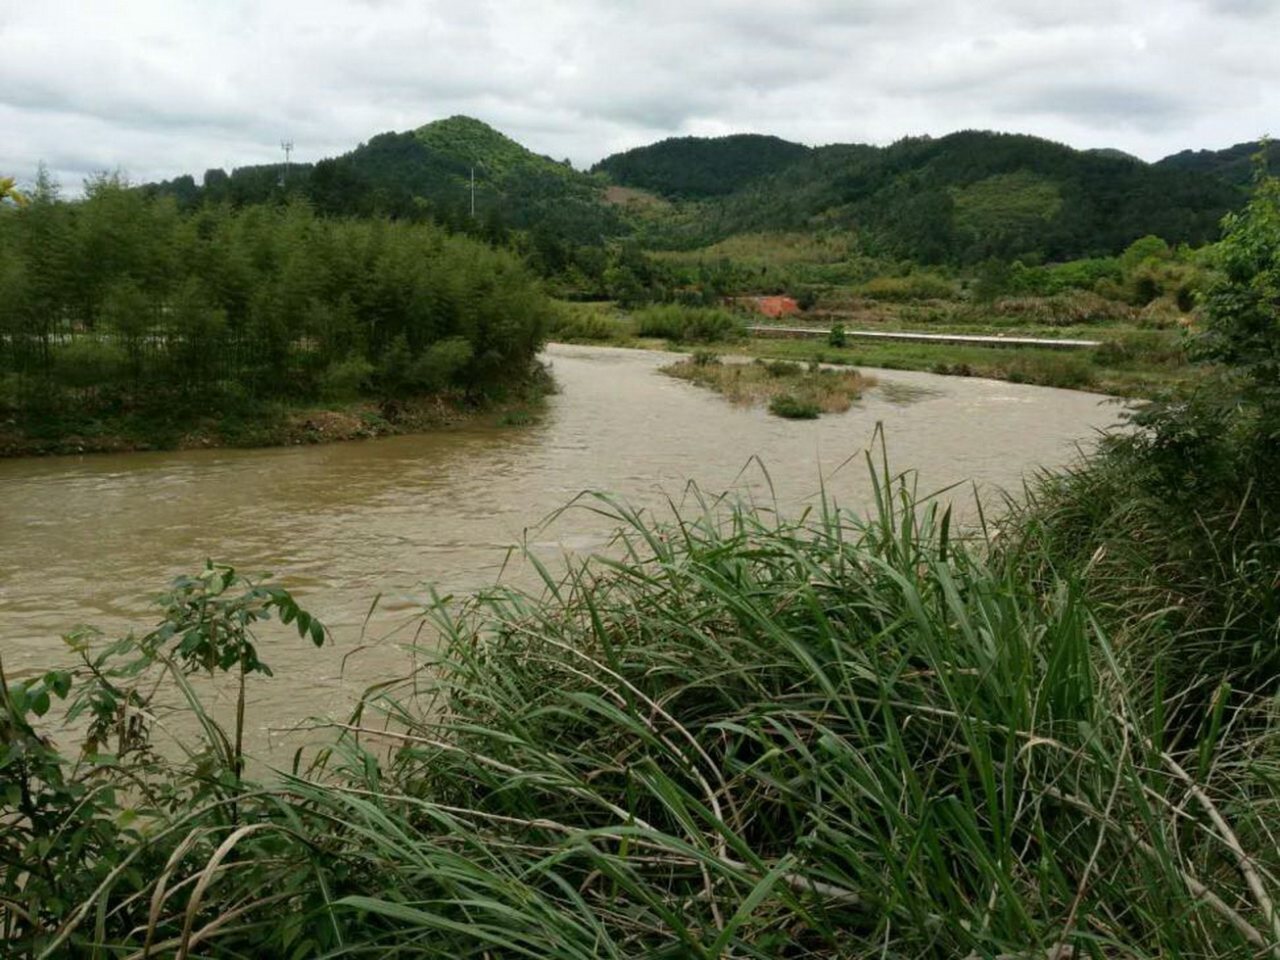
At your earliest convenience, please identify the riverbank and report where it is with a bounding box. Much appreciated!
[0,373,553,459]
[550,302,1199,397]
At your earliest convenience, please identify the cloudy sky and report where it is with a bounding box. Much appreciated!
[2,0,1277,191]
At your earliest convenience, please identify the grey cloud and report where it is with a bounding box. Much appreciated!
[1,0,1278,189]
[1006,84,1189,130]
[1200,0,1277,16]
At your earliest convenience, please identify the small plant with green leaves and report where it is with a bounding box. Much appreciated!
[0,564,327,953]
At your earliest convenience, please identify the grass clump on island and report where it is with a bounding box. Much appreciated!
[663,352,876,418]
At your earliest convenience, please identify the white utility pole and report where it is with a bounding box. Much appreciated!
[280,140,294,187]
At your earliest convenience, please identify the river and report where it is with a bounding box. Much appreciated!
[0,343,1122,756]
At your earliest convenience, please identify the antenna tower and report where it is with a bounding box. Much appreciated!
[280,140,294,186]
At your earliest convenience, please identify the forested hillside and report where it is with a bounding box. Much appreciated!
[147,116,623,247]
[141,118,1253,270]
[1156,139,1279,188]
[638,131,1244,262]
[591,134,812,198]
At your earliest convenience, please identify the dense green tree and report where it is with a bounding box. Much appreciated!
[0,180,555,426]
[132,119,1257,285]
[1193,168,1280,416]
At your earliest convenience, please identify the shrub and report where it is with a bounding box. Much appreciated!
[768,393,821,418]
[793,286,820,311]
[631,304,743,343]
[413,337,474,392]
[1136,296,1186,329]
[1094,332,1186,368]
[318,354,374,400]
[1045,256,1124,293]
[51,338,128,392]
[1004,354,1096,390]
[1120,233,1172,271]
[827,323,847,347]
[860,272,955,302]
[1193,169,1280,416]
[993,291,1134,326]
[549,308,627,341]
[761,358,802,377]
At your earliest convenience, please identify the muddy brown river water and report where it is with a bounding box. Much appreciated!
[0,343,1123,757]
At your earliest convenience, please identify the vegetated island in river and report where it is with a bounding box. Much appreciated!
[662,351,877,419]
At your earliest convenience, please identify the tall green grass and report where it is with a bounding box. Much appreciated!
[631,304,745,343]
[9,441,1277,958]
[548,303,634,342]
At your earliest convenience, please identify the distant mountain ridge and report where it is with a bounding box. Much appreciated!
[615,130,1242,261]
[144,117,1259,264]
[1155,139,1278,188]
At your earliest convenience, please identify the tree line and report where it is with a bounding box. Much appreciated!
[0,172,555,423]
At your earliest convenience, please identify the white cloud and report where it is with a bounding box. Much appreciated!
[1,0,1277,191]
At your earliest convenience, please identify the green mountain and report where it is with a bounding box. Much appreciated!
[1156,140,1280,189]
[148,117,621,246]
[412,115,572,179]
[591,134,812,199]
[145,119,1249,266]
[640,130,1243,262]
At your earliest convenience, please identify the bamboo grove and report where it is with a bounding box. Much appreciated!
[0,174,556,424]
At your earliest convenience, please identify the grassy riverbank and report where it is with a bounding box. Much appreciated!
[549,302,1198,397]
[0,370,553,458]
